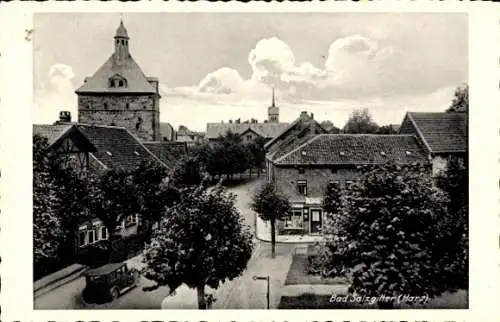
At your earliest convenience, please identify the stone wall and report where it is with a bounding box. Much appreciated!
[272,165,360,201]
[78,94,160,141]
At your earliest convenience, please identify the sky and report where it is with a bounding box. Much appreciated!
[33,13,468,131]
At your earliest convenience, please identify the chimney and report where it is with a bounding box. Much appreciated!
[229,119,233,124]
[310,113,314,119]
[300,111,309,120]
[59,111,71,123]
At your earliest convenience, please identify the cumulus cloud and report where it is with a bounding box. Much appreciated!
[183,31,465,104]
[198,67,246,95]
[34,64,77,124]
[184,35,405,101]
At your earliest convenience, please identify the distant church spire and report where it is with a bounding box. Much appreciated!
[268,87,279,123]
[114,18,130,64]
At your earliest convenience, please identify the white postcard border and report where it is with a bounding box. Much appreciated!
[0,1,499,321]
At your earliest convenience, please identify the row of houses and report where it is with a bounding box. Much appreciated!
[34,113,189,251]
[264,111,467,236]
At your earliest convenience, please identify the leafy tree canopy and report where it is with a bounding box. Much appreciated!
[447,83,468,113]
[318,162,466,304]
[142,184,253,308]
[343,109,380,134]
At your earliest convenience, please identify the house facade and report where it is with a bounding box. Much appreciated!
[176,125,204,146]
[160,122,177,141]
[265,133,429,236]
[399,112,467,175]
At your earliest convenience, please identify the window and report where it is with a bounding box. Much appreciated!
[246,135,252,141]
[78,231,86,247]
[88,229,95,244]
[100,227,107,240]
[331,168,338,174]
[126,103,130,109]
[118,80,124,87]
[103,102,108,109]
[297,180,307,196]
[125,214,138,227]
[298,167,305,174]
[284,210,303,229]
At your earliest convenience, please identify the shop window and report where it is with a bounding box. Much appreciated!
[297,180,307,196]
[284,210,303,229]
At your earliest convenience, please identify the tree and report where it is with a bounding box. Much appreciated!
[447,83,468,113]
[247,136,267,176]
[376,125,397,135]
[142,184,253,309]
[250,182,291,258]
[130,162,173,241]
[317,163,461,308]
[88,169,138,257]
[170,155,203,187]
[33,135,63,271]
[434,156,468,290]
[343,109,379,134]
[322,181,343,215]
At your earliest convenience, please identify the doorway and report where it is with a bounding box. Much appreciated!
[310,209,322,234]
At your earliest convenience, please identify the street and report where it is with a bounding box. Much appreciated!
[35,177,298,310]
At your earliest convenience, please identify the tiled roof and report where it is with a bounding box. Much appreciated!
[75,124,165,170]
[75,54,156,94]
[143,141,188,169]
[406,112,467,153]
[206,122,289,140]
[264,112,327,151]
[273,134,428,166]
[33,124,73,146]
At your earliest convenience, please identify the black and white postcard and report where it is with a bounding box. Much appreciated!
[0,2,499,322]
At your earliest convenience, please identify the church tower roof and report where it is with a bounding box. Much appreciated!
[76,19,156,94]
[115,19,129,39]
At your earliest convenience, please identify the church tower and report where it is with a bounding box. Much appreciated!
[75,19,161,141]
[268,88,279,123]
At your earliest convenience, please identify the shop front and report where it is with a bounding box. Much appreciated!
[278,198,324,236]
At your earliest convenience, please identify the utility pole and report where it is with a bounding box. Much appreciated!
[253,275,270,309]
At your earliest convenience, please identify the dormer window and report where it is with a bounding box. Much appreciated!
[108,74,127,88]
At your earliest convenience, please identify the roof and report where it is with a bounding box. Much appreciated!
[264,112,326,151]
[75,124,166,170]
[273,134,429,166]
[404,112,467,153]
[115,20,129,39]
[33,124,73,146]
[33,124,97,152]
[206,122,289,140]
[75,54,156,94]
[86,262,126,276]
[143,141,188,169]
